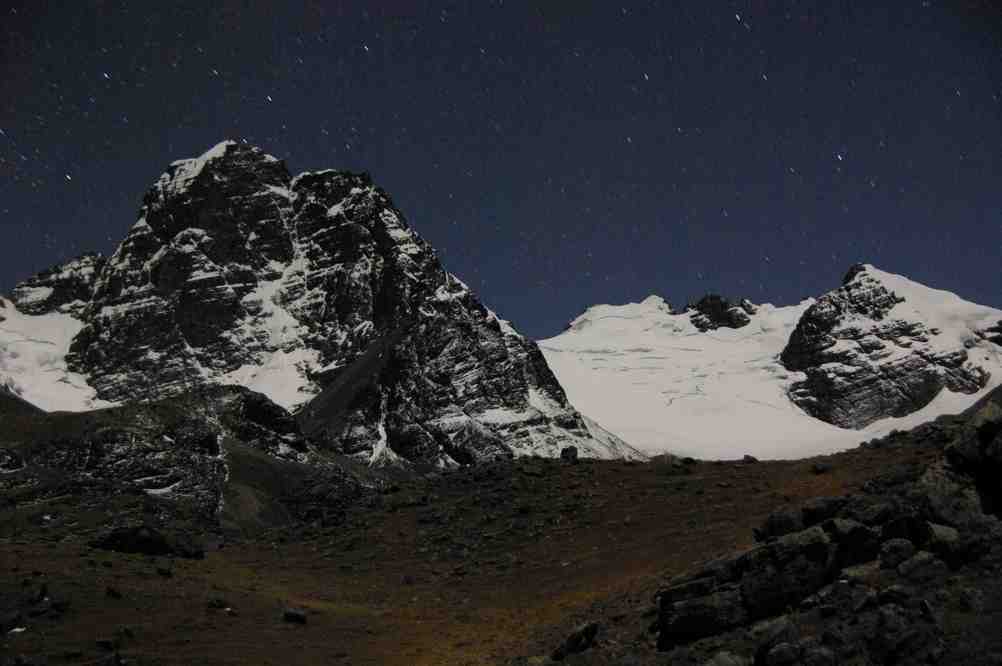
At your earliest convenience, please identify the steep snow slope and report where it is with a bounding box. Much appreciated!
[0,297,110,411]
[540,268,1002,460]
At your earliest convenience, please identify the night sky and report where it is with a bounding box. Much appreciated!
[2,2,1000,339]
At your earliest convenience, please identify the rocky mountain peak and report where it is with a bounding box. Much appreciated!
[142,140,295,275]
[781,264,1000,429]
[782,265,905,370]
[841,261,870,285]
[1,141,640,465]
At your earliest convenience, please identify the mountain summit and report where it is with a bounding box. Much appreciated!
[0,141,640,465]
[3,142,999,465]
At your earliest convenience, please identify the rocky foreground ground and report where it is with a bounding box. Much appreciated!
[3,388,1002,665]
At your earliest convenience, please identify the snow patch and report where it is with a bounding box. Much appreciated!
[527,387,562,417]
[218,347,319,411]
[144,480,183,496]
[0,297,110,411]
[13,286,53,305]
[369,392,402,466]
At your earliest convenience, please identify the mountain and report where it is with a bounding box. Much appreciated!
[0,140,640,465]
[540,265,1002,460]
[4,144,1002,666]
[782,264,1001,428]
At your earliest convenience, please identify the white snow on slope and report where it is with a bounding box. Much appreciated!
[0,297,111,412]
[216,259,321,411]
[866,265,1002,363]
[540,267,1002,460]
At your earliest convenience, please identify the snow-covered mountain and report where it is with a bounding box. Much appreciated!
[540,265,1002,460]
[4,142,998,465]
[0,141,642,464]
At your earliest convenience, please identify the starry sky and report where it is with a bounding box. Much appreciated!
[2,1,1001,339]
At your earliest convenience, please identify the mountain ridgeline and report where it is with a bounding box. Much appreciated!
[0,141,640,467]
[3,141,1001,467]
[3,141,1002,665]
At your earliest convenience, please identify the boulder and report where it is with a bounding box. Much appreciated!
[659,584,747,649]
[738,527,836,620]
[748,615,798,663]
[879,538,916,569]
[754,507,804,542]
[880,515,932,549]
[550,622,599,661]
[800,497,847,527]
[927,523,961,565]
[704,651,751,666]
[897,551,949,582]
[89,524,160,554]
[810,462,832,475]
[282,607,307,624]
[764,642,801,666]
[820,518,880,568]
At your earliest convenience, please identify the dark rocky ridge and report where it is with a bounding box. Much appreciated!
[10,253,106,317]
[687,294,757,332]
[4,383,1002,664]
[0,384,371,542]
[781,263,995,429]
[15,141,637,465]
[648,387,1002,666]
[506,387,1002,665]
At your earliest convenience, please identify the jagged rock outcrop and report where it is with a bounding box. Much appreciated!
[0,383,42,418]
[0,384,368,537]
[7,140,638,465]
[979,320,1002,346]
[10,253,106,317]
[652,387,1002,665]
[781,264,999,429]
[687,295,756,332]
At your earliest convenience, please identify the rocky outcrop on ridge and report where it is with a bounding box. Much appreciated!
[10,253,106,317]
[644,387,1002,666]
[0,384,369,540]
[781,264,1000,429]
[688,294,756,332]
[7,140,638,465]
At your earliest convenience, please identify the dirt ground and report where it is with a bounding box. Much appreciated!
[1,441,942,665]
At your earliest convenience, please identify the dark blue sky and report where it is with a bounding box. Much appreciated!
[2,1,1000,339]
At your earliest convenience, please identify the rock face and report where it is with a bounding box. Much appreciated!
[545,267,1002,460]
[8,140,639,465]
[10,253,106,317]
[688,294,755,332]
[781,263,1000,429]
[653,388,1002,665]
[0,384,367,537]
